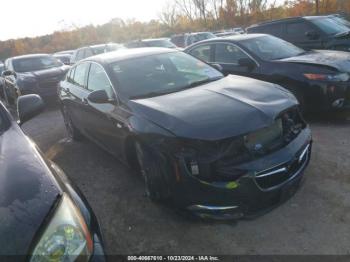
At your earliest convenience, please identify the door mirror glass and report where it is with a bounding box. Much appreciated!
[238,58,255,70]
[87,90,111,104]
[305,31,320,40]
[17,94,44,125]
[2,70,16,77]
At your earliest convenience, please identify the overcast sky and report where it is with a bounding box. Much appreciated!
[1,0,285,41]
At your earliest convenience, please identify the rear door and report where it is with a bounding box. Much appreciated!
[3,60,18,101]
[284,20,323,50]
[64,62,91,131]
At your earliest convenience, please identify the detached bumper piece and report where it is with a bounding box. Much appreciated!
[188,205,242,220]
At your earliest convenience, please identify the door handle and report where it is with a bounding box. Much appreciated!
[107,115,123,129]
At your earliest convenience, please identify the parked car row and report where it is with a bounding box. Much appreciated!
[185,34,350,112]
[1,13,350,259]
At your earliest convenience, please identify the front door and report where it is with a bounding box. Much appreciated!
[83,62,127,159]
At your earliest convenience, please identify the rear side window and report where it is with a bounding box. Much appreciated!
[263,24,283,36]
[188,45,212,62]
[286,21,314,37]
[73,63,89,88]
[87,63,114,98]
[67,67,75,83]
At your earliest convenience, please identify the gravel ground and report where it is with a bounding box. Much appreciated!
[22,106,350,255]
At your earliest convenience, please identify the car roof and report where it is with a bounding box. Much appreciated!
[77,43,117,50]
[84,47,178,64]
[142,38,170,42]
[248,17,304,28]
[187,33,267,46]
[10,53,51,60]
[248,15,330,29]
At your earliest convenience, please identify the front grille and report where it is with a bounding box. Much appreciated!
[255,144,310,190]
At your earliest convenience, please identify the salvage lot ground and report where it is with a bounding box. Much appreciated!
[22,105,350,255]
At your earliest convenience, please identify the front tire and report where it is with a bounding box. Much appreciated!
[135,141,169,202]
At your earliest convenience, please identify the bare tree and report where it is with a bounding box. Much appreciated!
[159,2,179,28]
[210,0,224,20]
[175,0,197,21]
[193,0,210,23]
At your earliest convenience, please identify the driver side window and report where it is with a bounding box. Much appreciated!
[87,63,114,98]
[214,43,249,64]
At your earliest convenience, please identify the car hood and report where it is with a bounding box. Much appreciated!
[128,75,297,140]
[278,50,350,73]
[0,124,61,255]
[18,65,69,81]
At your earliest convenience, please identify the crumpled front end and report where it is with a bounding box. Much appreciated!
[159,106,312,219]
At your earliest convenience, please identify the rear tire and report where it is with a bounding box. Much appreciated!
[135,141,169,202]
[62,105,84,141]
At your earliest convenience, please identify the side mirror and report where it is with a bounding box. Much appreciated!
[238,58,255,70]
[17,94,44,125]
[87,89,112,104]
[211,63,223,72]
[2,70,16,77]
[305,31,320,40]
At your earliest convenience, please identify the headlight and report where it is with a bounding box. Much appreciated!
[304,73,349,82]
[31,194,93,262]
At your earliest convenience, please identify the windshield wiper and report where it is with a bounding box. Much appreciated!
[130,77,223,100]
[187,77,223,88]
[130,91,172,100]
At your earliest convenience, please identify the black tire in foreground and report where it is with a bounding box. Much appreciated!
[62,105,84,141]
[135,141,170,202]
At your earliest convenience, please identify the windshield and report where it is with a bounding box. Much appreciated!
[13,56,62,73]
[240,35,305,60]
[110,51,223,99]
[309,17,349,35]
[93,44,125,54]
[331,16,350,28]
[145,40,176,48]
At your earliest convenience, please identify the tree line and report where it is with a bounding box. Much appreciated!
[0,0,349,60]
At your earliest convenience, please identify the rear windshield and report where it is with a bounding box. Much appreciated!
[145,40,176,48]
[309,17,349,35]
[13,56,62,73]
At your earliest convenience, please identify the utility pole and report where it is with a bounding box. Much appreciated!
[315,0,319,15]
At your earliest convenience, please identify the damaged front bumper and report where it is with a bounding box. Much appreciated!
[169,128,312,220]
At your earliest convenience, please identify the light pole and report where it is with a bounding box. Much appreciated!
[315,0,319,15]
